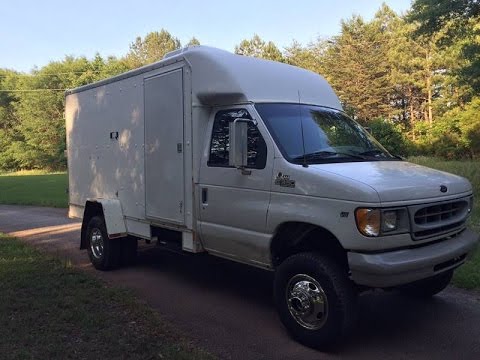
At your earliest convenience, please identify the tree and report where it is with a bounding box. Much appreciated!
[0,70,19,131]
[187,37,201,46]
[2,55,129,170]
[408,0,480,92]
[319,7,397,123]
[284,40,323,74]
[369,118,411,156]
[1,17,478,167]
[261,41,284,62]
[0,30,210,170]
[408,0,480,35]
[317,4,451,131]
[125,29,181,68]
[235,34,284,62]
[11,58,88,169]
[436,97,480,158]
[387,20,425,131]
[0,70,22,169]
[235,34,265,58]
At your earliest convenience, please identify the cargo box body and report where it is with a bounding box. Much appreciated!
[66,60,194,239]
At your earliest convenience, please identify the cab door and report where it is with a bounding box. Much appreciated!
[198,105,274,266]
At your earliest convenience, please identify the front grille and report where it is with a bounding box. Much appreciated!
[414,201,467,225]
[414,221,465,238]
[411,199,470,240]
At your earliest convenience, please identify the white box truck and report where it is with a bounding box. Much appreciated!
[66,46,479,349]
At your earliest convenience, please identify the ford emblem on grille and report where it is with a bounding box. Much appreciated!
[440,185,448,193]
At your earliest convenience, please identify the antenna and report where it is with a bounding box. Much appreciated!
[298,90,308,168]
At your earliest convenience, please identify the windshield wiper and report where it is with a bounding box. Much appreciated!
[292,151,366,162]
[357,149,402,160]
[357,149,387,157]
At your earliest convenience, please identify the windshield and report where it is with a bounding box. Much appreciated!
[255,103,398,164]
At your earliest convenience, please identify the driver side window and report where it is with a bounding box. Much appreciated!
[208,109,267,169]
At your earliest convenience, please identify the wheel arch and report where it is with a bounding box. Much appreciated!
[270,221,348,271]
[80,199,127,249]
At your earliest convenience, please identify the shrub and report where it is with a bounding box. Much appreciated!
[412,97,480,159]
[368,118,411,156]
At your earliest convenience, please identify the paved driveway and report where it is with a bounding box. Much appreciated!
[1,204,480,359]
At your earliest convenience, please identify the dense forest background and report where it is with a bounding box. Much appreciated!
[0,0,479,170]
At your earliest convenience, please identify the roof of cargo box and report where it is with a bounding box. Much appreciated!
[66,46,342,110]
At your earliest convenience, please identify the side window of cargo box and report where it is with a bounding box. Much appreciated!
[208,109,267,169]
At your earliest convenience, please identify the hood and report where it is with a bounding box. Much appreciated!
[310,161,472,203]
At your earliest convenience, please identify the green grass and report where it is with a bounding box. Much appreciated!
[0,235,212,360]
[0,169,65,176]
[410,157,480,289]
[0,172,68,208]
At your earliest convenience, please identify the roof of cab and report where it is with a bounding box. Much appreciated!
[66,46,342,110]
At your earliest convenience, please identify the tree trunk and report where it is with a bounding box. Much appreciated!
[409,87,416,140]
[426,49,433,125]
[427,77,433,125]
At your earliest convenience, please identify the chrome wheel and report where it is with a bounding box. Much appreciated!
[90,228,104,259]
[286,274,328,330]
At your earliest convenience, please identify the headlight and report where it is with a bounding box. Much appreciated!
[382,211,398,231]
[355,208,409,237]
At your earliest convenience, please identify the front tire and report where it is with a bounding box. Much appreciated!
[274,252,358,349]
[399,270,453,298]
[86,216,120,270]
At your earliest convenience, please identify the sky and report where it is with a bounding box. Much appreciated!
[0,0,412,72]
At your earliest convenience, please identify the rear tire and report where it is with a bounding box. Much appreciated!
[86,216,120,270]
[274,252,358,350]
[399,270,453,298]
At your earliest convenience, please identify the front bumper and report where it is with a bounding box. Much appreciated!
[348,228,479,288]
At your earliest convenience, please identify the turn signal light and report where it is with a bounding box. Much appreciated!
[355,208,381,237]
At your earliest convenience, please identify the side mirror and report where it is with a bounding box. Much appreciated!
[229,118,255,175]
[364,127,372,134]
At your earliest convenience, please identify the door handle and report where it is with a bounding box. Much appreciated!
[201,188,208,205]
